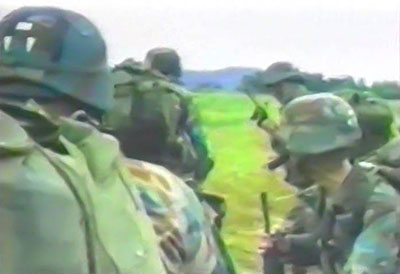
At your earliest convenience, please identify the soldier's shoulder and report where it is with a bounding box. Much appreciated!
[0,108,34,154]
[373,136,400,166]
[357,163,400,213]
[125,159,202,207]
[126,159,187,191]
[155,80,192,95]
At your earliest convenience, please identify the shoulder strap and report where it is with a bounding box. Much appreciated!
[0,107,34,155]
[36,144,119,273]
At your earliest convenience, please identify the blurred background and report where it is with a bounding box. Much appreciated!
[1,0,399,84]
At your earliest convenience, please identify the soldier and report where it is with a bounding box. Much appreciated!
[254,62,310,105]
[255,88,396,182]
[105,52,234,273]
[244,62,312,155]
[105,55,214,188]
[0,7,165,274]
[260,94,400,273]
[333,90,397,160]
[144,47,182,83]
[0,7,231,274]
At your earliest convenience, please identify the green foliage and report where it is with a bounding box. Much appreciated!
[370,81,400,100]
[193,91,295,273]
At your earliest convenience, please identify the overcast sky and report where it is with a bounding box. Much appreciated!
[0,0,399,83]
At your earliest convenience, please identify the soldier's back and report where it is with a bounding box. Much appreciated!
[0,105,166,274]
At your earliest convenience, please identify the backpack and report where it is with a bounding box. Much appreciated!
[105,60,211,180]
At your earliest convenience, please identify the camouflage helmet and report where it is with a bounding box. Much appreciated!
[334,89,394,139]
[334,89,395,157]
[144,47,182,79]
[280,93,362,155]
[261,62,304,86]
[0,7,113,111]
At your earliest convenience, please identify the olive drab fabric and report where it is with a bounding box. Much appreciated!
[280,93,362,155]
[0,104,166,274]
[0,109,91,274]
[0,7,113,111]
[105,59,212,181]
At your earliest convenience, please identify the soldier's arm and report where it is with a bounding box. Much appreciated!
[279,198,321,266]
[343,183,400,273]
[281,233,321,266]
[186,101,215,181]
[261,226,321,266]
[261,199,321,266]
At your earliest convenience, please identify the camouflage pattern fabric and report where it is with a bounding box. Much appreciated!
[126,159,227,273]
[267,94,400,273]
[282,164,400,273]
[104,59,213,183]
[0,103,166,274]
[360,136,400,192]
[279,93,362,155]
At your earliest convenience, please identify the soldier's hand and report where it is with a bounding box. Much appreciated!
[377,165,400,191]
[159,229,186,263]
[258,233,291,256]
[258,233,273,254]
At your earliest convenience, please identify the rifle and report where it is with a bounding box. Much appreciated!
[267,155,289,171]
[260,192,285,274]
[261,192,271,234]
[243,89,269,126]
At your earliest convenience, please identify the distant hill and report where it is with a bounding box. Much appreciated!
[181,67,260,91]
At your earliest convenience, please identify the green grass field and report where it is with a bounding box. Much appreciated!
[193,91,296,273]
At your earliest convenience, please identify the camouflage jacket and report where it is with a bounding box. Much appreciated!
[282,164,400,273]
[0,102,166,274]
[362,136,400,192]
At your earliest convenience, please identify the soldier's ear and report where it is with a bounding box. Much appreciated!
[351,93,360,104]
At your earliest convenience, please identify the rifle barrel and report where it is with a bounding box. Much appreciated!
[260,192,270,233]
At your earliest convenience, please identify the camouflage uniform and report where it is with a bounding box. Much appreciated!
[126,159,233,273]
[0,104,166,274]
[105,58,214,186]
[263,90,397,274]
[360,136,400,193]
[264,94,400,273]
